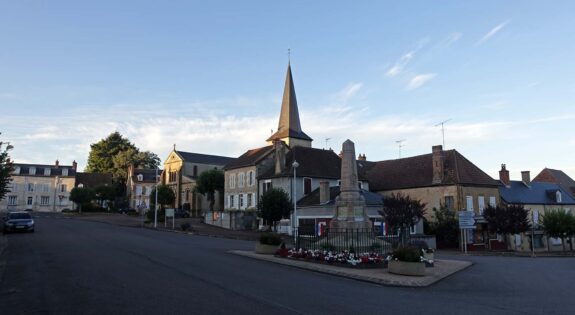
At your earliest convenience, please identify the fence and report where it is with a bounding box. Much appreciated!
[293,227,431,255]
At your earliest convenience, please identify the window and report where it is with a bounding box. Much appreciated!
[358,181,364,190]
[137,174,143,181]
[42,184,50,193]
[466,196,474,211]
[27,196,33,205]
[13,166,20,175]
[533,210,540,225]
[410,225,417,235]
[478,196,485,215]
[489,196,496,207]
[60,184,67,193]
[169,171,177,182]
[303,178,312,195]
[8,196,17,206]
[239,194,244,209]
[247,193,252,208]
[337,180,341,186]
[11,183,18,192]
[238,173,245,188]
[28,183,34,192]
[29,167,36,175]
[142,186,147,195]
[78,183,84,188]
[193,165,198,177]
[248,171,254,187]
[136,186,142,196]
[62,168,68,176]
[229,195,235,208]
[263,180,272,194]
[229,174,236,189]
[40,196,50,205]
[444,196,454,210]
[44,168,51,176]
[556,191,562,203]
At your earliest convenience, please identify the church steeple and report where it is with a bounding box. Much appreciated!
[266,62,312,148]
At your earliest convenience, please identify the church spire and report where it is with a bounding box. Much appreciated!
[267,62,312,147]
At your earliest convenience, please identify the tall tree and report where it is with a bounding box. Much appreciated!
[484,204,531,247]
[150,185,176,211]
[195,168,224,213]
[379,193,426,246]
[93,185,117,210]
[430,204,459,248]
[257,188,291,230]
[0,133,14,200]
[69,187,95,213]
[85,132,160,183]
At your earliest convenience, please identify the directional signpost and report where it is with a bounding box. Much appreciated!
[165,208,175,229]
[459,211,476,254]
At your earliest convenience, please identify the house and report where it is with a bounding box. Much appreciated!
[161,147,234,216]
[533,168,575,199]
[499,167,575,252]
[366,145,501,249]
[75,172,113,189]
[126,165,160,212]
[1,160,77,212]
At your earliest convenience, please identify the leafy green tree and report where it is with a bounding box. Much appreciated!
[0,133,14,200]
[379,193,426,245]
[93,185,116,210]
[86,132,159,183]
[429,204,459,248]
[542,209,575,251]
[195,169,224,213]
[150,185,176,211]
[70,187,95,213]
[257,188,291,230]
[484,204,531,247]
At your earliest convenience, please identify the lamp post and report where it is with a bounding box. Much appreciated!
[53,176,60,212]
[292,160,299,242]
[154,166,159,228]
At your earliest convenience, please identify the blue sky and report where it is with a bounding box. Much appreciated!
[1,1,574,180]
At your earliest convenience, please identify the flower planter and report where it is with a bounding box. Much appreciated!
[388,260,426,276]
[255,243,279,255]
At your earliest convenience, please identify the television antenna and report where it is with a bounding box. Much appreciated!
[395,139,406,158]
[325,138,331,149]
[434,119,452,149]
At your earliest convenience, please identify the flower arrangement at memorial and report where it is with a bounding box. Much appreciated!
[275,248,385,267]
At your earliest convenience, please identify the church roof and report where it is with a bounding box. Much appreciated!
[266,63,312,142]
[175,151,234,166]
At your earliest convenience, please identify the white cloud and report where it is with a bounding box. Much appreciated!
[406,73,437,90]
[444,32,462,46]
[476,20,510,45]
[386,51,415,77]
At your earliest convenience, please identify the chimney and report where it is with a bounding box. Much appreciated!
[72,160,77,170]
[338,150,343,158]
[128,164,134,178]
[432,145,444,184]
[499,164,510,186]
[357,154,366,161]
[319,181,330,204]
[55,159,59,168]
[521,171,531,186]
[273,140,286,175]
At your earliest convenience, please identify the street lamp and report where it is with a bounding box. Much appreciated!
[292,160,299,242]
[154,166,159,228]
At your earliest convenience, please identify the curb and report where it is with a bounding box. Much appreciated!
[229,250,473,288]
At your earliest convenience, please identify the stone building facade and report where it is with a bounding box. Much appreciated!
[1,160,77,212]
[126,165,160,212]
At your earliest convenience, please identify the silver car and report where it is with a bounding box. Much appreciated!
[3,211,35,233]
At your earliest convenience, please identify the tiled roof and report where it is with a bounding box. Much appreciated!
[75,172,113,188]
[224,146,274,170]
[175,151,234,166]
[366,149,498,191]
[13,163,76,177]
[499,181,575,205]
[132,168,160,183]
[297,186,383,207]
[533,168,575,198]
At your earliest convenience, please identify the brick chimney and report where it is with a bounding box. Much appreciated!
[72,160,77,170]
[55,159,59,168]
[357,154,366,161]
[499,164,510,186]
[319,181,330,204]
[521,171,531,186]
[432,145,444,184]
[273,140,286,175]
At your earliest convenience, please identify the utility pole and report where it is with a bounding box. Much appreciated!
[395,139,406,158]
[435,119,452,148]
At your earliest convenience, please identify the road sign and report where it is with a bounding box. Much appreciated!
[165,208,175,218]
[458,211,476,229]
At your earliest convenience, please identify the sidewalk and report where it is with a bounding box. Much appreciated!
[438,249,575,258]
[230,250,472,287]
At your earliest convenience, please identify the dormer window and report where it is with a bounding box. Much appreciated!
[137,174,144,181]
[44,168,51,176]
[29,167,36,175]
[12,166,20,175]
[62,168,68,176]
[556,191,562,203]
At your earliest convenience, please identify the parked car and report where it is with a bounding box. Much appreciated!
[174,208,190,218]
[3,211,35,233]
[119,207,137,215]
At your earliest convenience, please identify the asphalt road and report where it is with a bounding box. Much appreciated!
[1,217,575,315]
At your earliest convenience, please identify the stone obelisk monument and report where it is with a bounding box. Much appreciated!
[330,139,372,230]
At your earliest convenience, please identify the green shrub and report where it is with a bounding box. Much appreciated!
[259,233,282,245]
[392,246,422,263]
